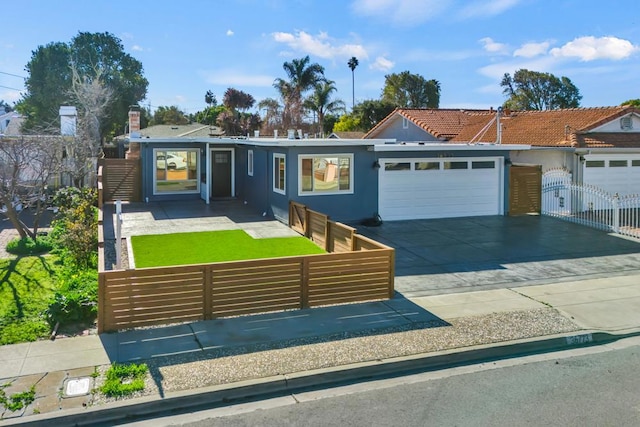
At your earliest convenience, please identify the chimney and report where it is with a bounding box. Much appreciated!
[59,106,77,136]
[128,106,141,136]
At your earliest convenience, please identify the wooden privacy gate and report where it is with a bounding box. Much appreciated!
[97,201,394,333]
[509,164,542,215]
[98,158,141,202]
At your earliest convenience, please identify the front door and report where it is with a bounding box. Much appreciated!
[211,150,232,198]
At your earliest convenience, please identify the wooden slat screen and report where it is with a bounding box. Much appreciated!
[509,165,542,216]
[100,158,142,202]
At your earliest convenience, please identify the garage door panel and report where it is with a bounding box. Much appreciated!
[583,155,640,196]
[379,157,503,221]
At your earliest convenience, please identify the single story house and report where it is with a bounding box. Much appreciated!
[128,133,528,223]
[367,106,640,197]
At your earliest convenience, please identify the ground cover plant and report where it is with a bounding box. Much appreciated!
[0,256,60,344]
[100,363,148,398]
[131,229,325,268]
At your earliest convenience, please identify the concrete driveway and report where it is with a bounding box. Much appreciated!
[356,215,640,298]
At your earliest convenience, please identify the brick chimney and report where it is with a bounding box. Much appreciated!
[128,107,141,135]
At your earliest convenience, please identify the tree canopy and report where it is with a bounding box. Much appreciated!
[621,99,640,107]
[303,80,345,136]
[0,100,13,113]
[222,88,255,111]
[151,106,189,125]
[274,56,326,128]
[382,71,440,108]
[17,31,148,138]
[501,69,582,110]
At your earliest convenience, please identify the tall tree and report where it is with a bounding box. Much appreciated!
[347,57,359,110]
[0,100,13,113]
[151,106,189,125]
[303,80,345,137]
[205,90,217,107]
[258,98,283,133]
[274,56,326,128]
[501,69,582,110]
[193,105,226,125]
[382,71,440,108]
[222,88,255,111]
[17,32,148,139]
[0,135,63,239]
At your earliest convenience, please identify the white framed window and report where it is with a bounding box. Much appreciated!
[153,149,199,194]
[402,117,409,129]
[247,150,254,176]
[298,154,353,195]
[273,153,286,194]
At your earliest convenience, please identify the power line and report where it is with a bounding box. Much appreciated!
[0,70,27,79]
[0,84,23,92]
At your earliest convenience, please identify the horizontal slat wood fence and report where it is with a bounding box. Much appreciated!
[97,200,394,333]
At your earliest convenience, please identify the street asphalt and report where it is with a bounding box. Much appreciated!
[1,200,639,425]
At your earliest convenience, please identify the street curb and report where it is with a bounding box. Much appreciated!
[6,329,640,426]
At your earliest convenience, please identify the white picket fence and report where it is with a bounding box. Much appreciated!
[541,169,640,239]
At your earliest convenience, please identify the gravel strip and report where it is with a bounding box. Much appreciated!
[92,307,579,405]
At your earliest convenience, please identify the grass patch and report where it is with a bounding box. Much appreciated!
[131,230,325,268]
[100,363,148,398]
[0,256,60,344]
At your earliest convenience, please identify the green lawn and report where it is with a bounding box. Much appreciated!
[131,230,326,268]
[0,256,60,344]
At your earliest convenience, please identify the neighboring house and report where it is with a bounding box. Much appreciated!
[128,132,528,223]
[449,106,640,196]
[364,108,493,142]
[1,112,24,136]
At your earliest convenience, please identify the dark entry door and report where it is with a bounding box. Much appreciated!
[211,151,232,198]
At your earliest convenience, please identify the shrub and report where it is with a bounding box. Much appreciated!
[100,363,148,398]
[6,236,53,256]
[0,319,50,345]
[45,269,97,327]
[0,384,36,412]
[50,187,98,269]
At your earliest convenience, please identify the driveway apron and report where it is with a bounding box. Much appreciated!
[356,215,640,298]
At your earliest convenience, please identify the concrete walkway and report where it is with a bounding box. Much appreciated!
[3,274,640,379]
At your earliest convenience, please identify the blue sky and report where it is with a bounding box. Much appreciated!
[1,0,639,116]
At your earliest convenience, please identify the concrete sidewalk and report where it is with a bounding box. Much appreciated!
[2,274,640,424]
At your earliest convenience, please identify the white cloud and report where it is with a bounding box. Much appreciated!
[479,37,508,54]
[272,30,368,60]
[202,69,274,87]
[514,41,551,58]
[550,36,639,61]
[370,56,394,71]
[477,56,557,80]
[226,30,234,36]
[131,45,143,52]
[351,0,452,26]
[458,0,521,19]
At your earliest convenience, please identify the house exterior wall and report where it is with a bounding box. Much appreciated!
[510,149,575,173]
[372,117,441,142]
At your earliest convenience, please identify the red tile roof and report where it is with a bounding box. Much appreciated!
[364,108,492,140]
[450,106,640,147]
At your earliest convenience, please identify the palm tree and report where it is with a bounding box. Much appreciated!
[274,56,325,128]
[347,57,359,110]
[304,80,346,137]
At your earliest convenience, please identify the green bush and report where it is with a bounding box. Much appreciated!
[6,236,53,256]
[100,363,148,398]
[0,319,50,345]
[49,187,98,269]
[45,269,97,327]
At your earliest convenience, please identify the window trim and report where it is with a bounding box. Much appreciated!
[247,149,254,176]
[297,153,354,196]
[273,153,286,195]
[153,148,200,195]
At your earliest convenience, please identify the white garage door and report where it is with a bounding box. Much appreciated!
[378,157,504,221]
[583,154,640,196]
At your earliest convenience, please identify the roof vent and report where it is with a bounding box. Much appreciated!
[620,116,632,130]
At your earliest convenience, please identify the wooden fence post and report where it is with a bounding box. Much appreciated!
[204,266,213,320]
[98,273,106,334]
[301,259,309,309]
